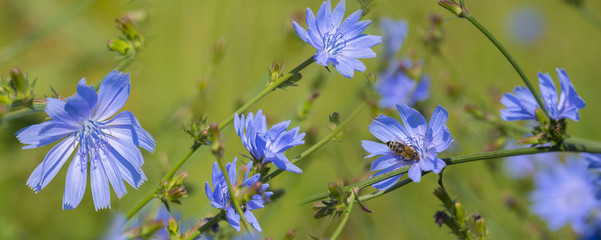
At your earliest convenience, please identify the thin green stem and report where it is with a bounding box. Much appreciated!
[218,56,315,130]
[330,192,356,240]
[301,138,601,204]
[263,103,365,182]
[186,212,224,240]
[215,155,253,231]
[463,14,550,119]
[0,0,99,64]
[126,192,155,220]
[125,56,314,220]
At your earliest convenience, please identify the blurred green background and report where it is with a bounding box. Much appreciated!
[1,0,601,239]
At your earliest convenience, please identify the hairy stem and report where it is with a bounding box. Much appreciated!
[463,14,550,119]
[330,192,356,240]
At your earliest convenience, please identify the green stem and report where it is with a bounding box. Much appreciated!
[463,14,550,119]
[125,56,314,220]
[218,56,314,130]
[126,192,155,220]
[186,212,224,240]
[262,103,365,182]
[215,155,253,231]
[0,0,99,64]
[300,138,601,204]
[330,192,356,240]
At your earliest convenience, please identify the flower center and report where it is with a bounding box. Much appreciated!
[75,120,109,161]
[322,31,346,56]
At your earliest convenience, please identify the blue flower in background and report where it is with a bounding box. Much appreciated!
[205,158,273,232]
[500,68,585,121]
[16,71,155,210]
[375,60,430,108]
[506,6,545,45]
[530,157,601,236]
[362,104,453,189]
[380,18,408,59]
[503,140,557,179]
[293,0,382,79]
[234,110,305,173]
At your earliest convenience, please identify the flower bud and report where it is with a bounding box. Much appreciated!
[107,39,132,55]
[328,112,340,130]
[438,0,468,18]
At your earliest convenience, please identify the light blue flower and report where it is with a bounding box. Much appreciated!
[205,158,273,232]
[500,68,585,121]
[506,6,545,45]
[530,157,601,236]
[234,110,305,173]
[362,104,453,189]
[293,0,382,79]
[16,71,155,210]
[375,60,430,108]
[380,18,408,59]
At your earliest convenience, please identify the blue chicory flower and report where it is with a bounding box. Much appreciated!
[500,68,585,121]
[292,0,382,79]
[380,18,408,60]
[530,157,601,236]
[234,110,305,173]
[16,71,155,210]
[204,158,273,232]
[362,104,453,189]
[375,60,430,108]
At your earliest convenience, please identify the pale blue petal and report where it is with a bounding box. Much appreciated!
[244,210,262,232]
[368,114,409,143]
[16,121,77,149]
[226,207,241,231]
[105,137,146,188]
[63,151,87,210]
[396,103,427,142]
[428,106,453,152]
[371,165,403,190]
[361,140,391,158]
[44,98,79,126]
[371,155,400,171]
[316,0,332,35]
[93,71,130,121]
[27,136,78,193]
[268,152,302,174]
[330,0,345,28]
[91,159,111,210]
[104,111,156,153]
[408,164,422,182]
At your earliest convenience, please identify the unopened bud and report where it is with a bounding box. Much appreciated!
[9,67,28,93]
[107,39,131,55]
[438,0,468,18]
[328,112,340,130]
[454,202,466,226]
[535,108,549,126]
